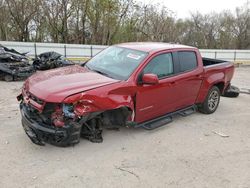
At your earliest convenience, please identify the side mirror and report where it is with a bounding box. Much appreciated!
[142,73,159,85]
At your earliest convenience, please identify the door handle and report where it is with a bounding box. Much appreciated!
[169,81,175,85]
[195,74,202,78]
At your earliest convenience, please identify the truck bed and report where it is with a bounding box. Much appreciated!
[202,57,234,77]
[202,57,227,66]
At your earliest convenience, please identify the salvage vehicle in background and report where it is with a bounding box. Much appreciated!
[32,51,74,70]
[0,45,34,81]
[17,42,236,146]
[0,44,75,81]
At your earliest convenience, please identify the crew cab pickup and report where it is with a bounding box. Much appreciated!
[17,42,235,146]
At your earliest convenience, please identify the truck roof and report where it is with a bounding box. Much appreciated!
[116,42,196,53]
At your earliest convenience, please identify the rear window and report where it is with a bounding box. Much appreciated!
[178,51,197,72]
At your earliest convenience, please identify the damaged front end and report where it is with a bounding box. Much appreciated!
[20,103,82,146]
[17,73,134,147]
[17,90,123,146]
[18,93,82,146]
[18,102,106,147]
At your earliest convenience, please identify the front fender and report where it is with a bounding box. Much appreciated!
[73,94,134,116]
[63,81,136,119]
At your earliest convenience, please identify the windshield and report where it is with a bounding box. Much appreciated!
[85,46,148,80]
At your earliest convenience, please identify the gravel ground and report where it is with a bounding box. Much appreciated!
[0,67,249,188]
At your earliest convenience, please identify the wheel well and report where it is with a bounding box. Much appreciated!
[99,107,132,127]
[214,82,225,94]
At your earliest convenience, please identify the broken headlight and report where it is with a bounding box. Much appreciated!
[62,104,75,118]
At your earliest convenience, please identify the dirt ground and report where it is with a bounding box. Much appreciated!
[0,67,249,188]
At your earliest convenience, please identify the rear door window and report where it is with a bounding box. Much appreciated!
[178,51,197,72]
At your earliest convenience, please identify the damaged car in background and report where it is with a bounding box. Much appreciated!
[0,44,34,81]
[17,42,239,147]
[33,51,74,70]
[0,44,75,81]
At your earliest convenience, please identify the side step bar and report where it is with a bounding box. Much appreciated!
[135,105,196,130]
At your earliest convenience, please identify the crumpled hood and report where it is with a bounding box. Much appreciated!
[25,65,119,103]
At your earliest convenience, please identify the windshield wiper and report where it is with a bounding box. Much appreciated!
[84,63,91,70]
[85,64,114,79]
[91,69,114,79]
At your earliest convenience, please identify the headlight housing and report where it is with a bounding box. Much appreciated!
[62,104,75,118]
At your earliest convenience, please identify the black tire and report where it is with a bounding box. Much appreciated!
[199,86,220,114]
[222,86,239,98]
[223,91,239,98]
[4,74,14,82]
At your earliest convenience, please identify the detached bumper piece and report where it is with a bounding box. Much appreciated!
[20,104,81,147]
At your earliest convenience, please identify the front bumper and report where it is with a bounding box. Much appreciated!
[20,104,81,146]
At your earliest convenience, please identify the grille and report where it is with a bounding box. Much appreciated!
[26,102,57,125]
[27,92,44,105]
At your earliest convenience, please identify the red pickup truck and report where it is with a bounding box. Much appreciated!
[18,42,235,146]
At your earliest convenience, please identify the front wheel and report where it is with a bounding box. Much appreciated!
[199,86,220,114]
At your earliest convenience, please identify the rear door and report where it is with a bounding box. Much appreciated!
[171,51,204,109]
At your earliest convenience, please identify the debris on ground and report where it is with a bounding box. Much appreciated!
[0,44,34,81]
[212,130,229,138]
[239,88,250,94]
[32,52,74,70]
[115,165,140,179]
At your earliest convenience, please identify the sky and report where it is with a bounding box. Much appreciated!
[138,0,248,18]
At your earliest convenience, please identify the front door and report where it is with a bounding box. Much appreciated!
[135,52,179,123]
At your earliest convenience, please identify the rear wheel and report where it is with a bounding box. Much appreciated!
[199,86,220,114]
